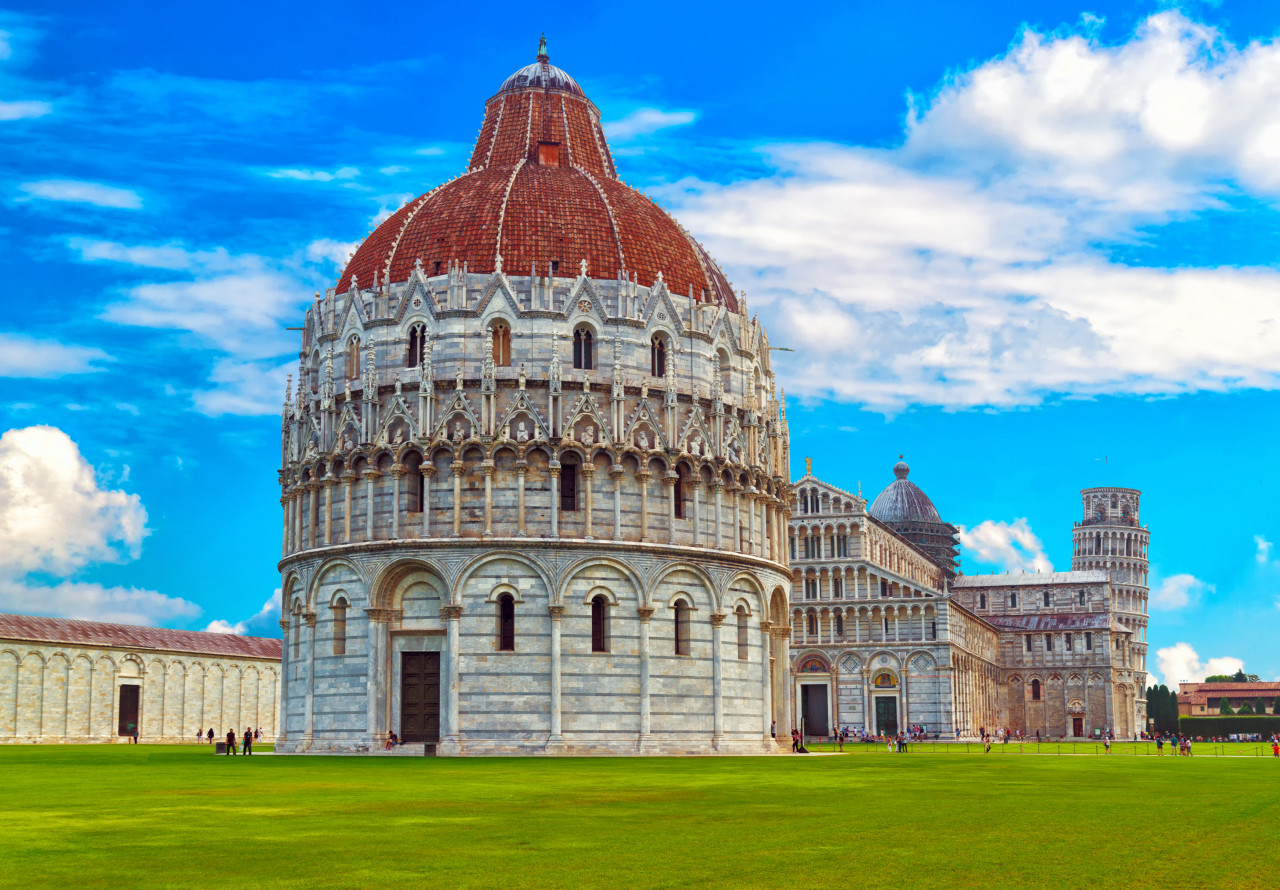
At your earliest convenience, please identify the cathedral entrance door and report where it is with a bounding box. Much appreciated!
[875,696,898,736]
[117,684,140,736]
[801,685,829,737]
[400,652,440,747]
[1072,717,1084,737]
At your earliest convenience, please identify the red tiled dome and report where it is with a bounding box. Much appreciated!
[337,46,737,311]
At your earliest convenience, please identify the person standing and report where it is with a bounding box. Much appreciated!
[226,728,237,755]
[207,727,214,744]
[243,727,253,755]
[771,720,776,740]
[791,728,800,753]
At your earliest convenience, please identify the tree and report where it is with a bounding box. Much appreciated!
[1205,674,1236,683]
[1274,696,1280,716]
[1238,701,1255,715]
[1220,697,1233,715]
[1168,691,1179,732]
[1257,698,1269,715]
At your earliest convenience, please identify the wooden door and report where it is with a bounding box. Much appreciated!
[1072,717,1084,737]
[400,652,440,744]
[117,684,140,736]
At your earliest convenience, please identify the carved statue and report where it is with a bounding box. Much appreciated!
[690,437,702,456]
[579,257,588,277]
[516,421,530,443]
[518,364,527,390]
[639,381,649,401]
[456,367,464,391]
[581,425,595,446]
[637,430,649,450]
[343,433,354,452]
[453,421,465,442]
[392,427,404,446]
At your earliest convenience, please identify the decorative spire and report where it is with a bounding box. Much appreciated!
[611,353,624,400]
[322,348,334,408]
[711,352,723,402]
[548,339,562,392]
[537,32,549,62]
[282,374,293,422]
[364,343,376,398]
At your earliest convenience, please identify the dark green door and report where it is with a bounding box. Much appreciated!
[875,696,898,736]
[801,685,829,737]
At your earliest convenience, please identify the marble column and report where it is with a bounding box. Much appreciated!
[280,496,289,557]
[451,460,464,537]
[548,604,565,747]
[712,483,723,549]
[610,465,623,540]
[638,471,651,543]
[362,469,379,540]
[664,473,677,544]
[390,469,403,538]
[421,466,436,537]
[364,608,394,749]
[731,486,742,552]
[277,618,291,744]
[439,604,463,755]
[303,612,317,748]
[582,465,595,540]
[322,477,335,545]
[549,465,560,538]
[637,606,654,749]
[481,461,494,537]
[342,472,356,543]
[759,620,774,743]
[711,612,725,748]
[691,480,703,546]
[515,461,527,536]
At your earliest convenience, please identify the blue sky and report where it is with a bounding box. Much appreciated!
[2,0,1278,685]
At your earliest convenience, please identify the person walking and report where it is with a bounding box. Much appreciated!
[771,720,776,740]
[1271,739,1278,758]
[1104,737,1111,754]
[226,728,237,755]
[1156,736,1164,757]
[791,728,800,753]
[242,727,253,755]
[207,727,214,744]
[196,728,203,745]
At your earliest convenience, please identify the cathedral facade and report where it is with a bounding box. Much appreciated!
[276,44,791,755]
[788,463,1149,739]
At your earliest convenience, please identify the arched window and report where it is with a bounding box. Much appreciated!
[806,611,818,637]
[736,606,749,660]
[346,336,360,380]
[1043,591,1051,607]
[717,348,731,393]
[405,453,424,514]
[559,456,579,512]
[1045,633,1053,651]
[1078,590,1086,606]
[979,593,987,609]
[650,335,667,377]
[834,612,844,638]
[1031,679,1041,701]
[573,327,593,370]
[1125,537,1132,556]
[496,594,515,652]
[332,597,348,656]
[674,600,691,655]
[1010,592,1018,608]
[406,324,426,368]
[591,594,609,653]
[492,321,511,367]
[673,465,687,519]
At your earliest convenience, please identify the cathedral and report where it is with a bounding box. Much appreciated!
[275,41,791,755]
[788,461,1149,739]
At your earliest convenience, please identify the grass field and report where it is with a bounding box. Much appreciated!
[2,745,1278,889]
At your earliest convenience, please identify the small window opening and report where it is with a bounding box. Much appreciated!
[346,336,360,380]
[806,612,818,637]
[1031,679,1041,701]
[406,324,426,368]
[673,466,687,519]
[560,459,579,512]
[650,336,667,377]
[573,327,594,370]
[1085,632,1093,651]
[736,606,749,660]
[497,594,515,652]
[332,597,348,656]
[591,595,609,653]
[675,600,691,655]
[492,322,511,367]
[1045,633,1053,652]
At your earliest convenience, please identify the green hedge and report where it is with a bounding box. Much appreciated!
[1179,716,1280,735]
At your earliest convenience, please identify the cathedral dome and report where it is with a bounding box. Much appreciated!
[869,458,943,524]
[337,41,737,311]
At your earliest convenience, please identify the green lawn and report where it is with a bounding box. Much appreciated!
[1,745,1277,889]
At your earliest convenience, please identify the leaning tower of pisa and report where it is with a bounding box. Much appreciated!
[1072,487,1149,728]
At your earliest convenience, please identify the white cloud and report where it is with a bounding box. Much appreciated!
[101,269,303,359]
[306,238,359,267]
[0,99,50,120]
[204,590,280,635]
[266,166,359,182]
[18,179,142,209]
[606,107,698,140]
[0,426,148,576]
[0,579,199,626]
[1255,534,1272,564]
[1154,641,1244,687]
[380,165,409,175]
[415,146,446,156]
[956,518,1053,573]
[674,11,1280,411]
[192,358,294,416]
[0,333,108,377]
[1150,573,1213,610]
[69,238,237,272]
[0,426,196,626]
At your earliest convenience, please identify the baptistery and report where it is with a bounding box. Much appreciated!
[276,41,793,755]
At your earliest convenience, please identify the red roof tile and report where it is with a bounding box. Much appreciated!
[337,52,736,311]
[0,613,281,660]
